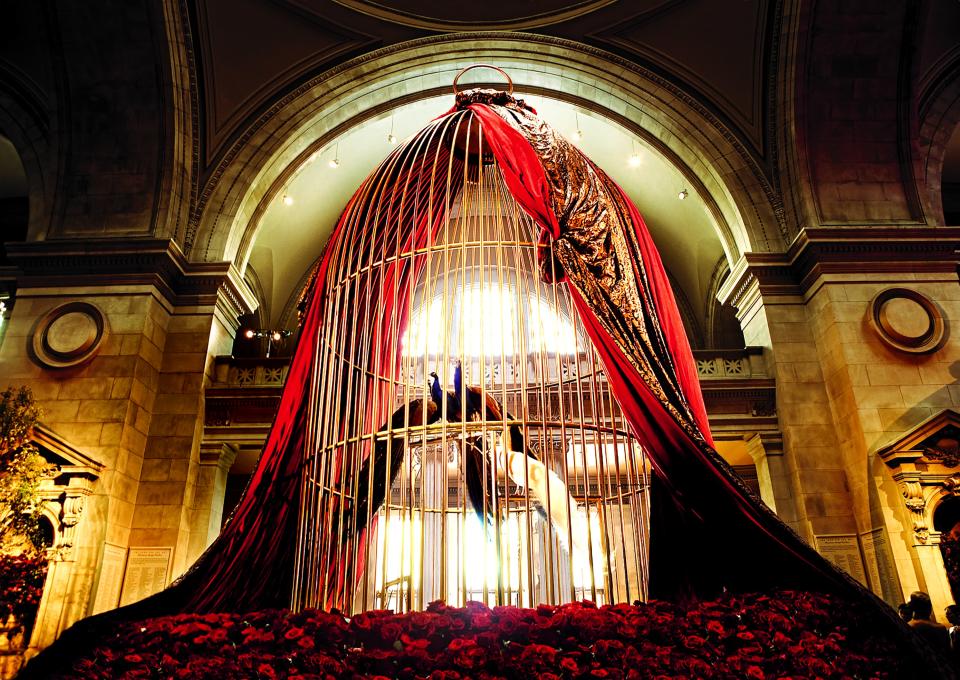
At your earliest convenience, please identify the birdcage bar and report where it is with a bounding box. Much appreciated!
[291,108,650,614]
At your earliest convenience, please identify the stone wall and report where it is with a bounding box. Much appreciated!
[722,228,960,610]
[0,239,253,645]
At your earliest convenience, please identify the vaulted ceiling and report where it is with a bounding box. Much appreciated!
[193,0,772,170]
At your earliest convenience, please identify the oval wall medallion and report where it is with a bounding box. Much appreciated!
[869,288,946,354]
[31,302,107,369]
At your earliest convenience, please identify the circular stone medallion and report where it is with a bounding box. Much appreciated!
[869,288,946,354]
[32,301,107,369]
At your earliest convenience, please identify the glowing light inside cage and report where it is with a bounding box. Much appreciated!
[402,285,579,357]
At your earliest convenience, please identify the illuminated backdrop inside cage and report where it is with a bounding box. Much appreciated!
[291,108,650,614]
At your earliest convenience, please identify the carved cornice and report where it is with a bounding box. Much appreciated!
[877,409,960,470]
[5,238,256,317]
[190,32,783,255]
[718,227,960,309]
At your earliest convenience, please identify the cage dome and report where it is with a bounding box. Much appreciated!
[291,105,650,614]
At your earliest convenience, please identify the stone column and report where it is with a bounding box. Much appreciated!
[721,227,960,606]
[187,442,238,562]
[744,432,791,514]
[0,239,254,625]
[721,263,854,542]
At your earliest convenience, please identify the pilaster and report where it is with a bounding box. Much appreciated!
[720,226,960,605]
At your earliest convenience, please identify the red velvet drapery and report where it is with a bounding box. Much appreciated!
[24,95,954,680]
[465,102,847,599]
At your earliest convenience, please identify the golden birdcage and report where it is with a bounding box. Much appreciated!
[291,83,650,615]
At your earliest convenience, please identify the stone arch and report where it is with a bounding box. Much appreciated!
[0,63,56,242]
[918,52,960,225]
[187,34,786,269]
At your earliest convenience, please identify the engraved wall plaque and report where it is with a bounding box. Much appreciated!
[119,547,172,607]
[815,534,868,586]
[861,528,902,605]
[91,543,127,614]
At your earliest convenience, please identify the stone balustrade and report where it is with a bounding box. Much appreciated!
[692,346,767,379]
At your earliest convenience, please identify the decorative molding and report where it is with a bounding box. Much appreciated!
[4,238,257,318]
[868,287,947,355]
[329,0,614,31]
[189,32,782,256]
[32,424,103,563]
[718,227,960,309]
[878,411,960,546]
[29,301,106,370]
[877,409,960,470]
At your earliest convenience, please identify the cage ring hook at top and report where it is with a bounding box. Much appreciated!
[452,64,514,95]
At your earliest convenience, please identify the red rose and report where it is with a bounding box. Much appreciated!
[683,635,706,649]
[560,656,579,673]
[284,626,304,640]
[745,666,764,679]
[706,620,726,636]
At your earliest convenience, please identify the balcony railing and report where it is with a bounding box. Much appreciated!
[692,346,767,379]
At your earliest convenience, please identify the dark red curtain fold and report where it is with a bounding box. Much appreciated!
[466,102,846,599]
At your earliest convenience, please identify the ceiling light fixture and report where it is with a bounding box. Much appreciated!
[570,112,582,143]
[329,142,340,168]
[628,142,642,168]
[678,189,689,200]
[387,116,397,145]
[282,194,294,206]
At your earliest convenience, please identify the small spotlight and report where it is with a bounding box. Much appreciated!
[328,158,340,169]
[387,133,397,145]
[570,129,582,143]
[282,194,294,206]
[244,329,255,339]
[271,331,282,342]
[628,154,642,168]
[678,189,689,200]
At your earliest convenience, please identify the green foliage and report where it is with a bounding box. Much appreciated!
[0,387,53,555]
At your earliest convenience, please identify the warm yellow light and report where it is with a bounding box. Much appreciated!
[244,329,255,339]
[271,331,282,342]
[570,129,582,143]
[678,189,689,200]
[328,158,340,169]
[403,284,580,358]
[282,194,294,206]
[628,153,642,167]
[387,133,397,145]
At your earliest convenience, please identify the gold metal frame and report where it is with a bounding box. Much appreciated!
[291,109,650,614]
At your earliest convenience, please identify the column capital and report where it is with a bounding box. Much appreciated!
[199,441,239,473]
[4,238,257,319]
[718,226,960,309]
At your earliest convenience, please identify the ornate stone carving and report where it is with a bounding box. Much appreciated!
[30,301,106,370]
[923,430,960,468]
[902,481,929,544]
[868,287,946,355]
[943,475,960,494]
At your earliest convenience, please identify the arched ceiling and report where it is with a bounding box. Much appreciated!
[193,0,771,164]
[249,94,723,330]
[0,136,27,199]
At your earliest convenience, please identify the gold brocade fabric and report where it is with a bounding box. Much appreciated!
[483,102,706,448]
